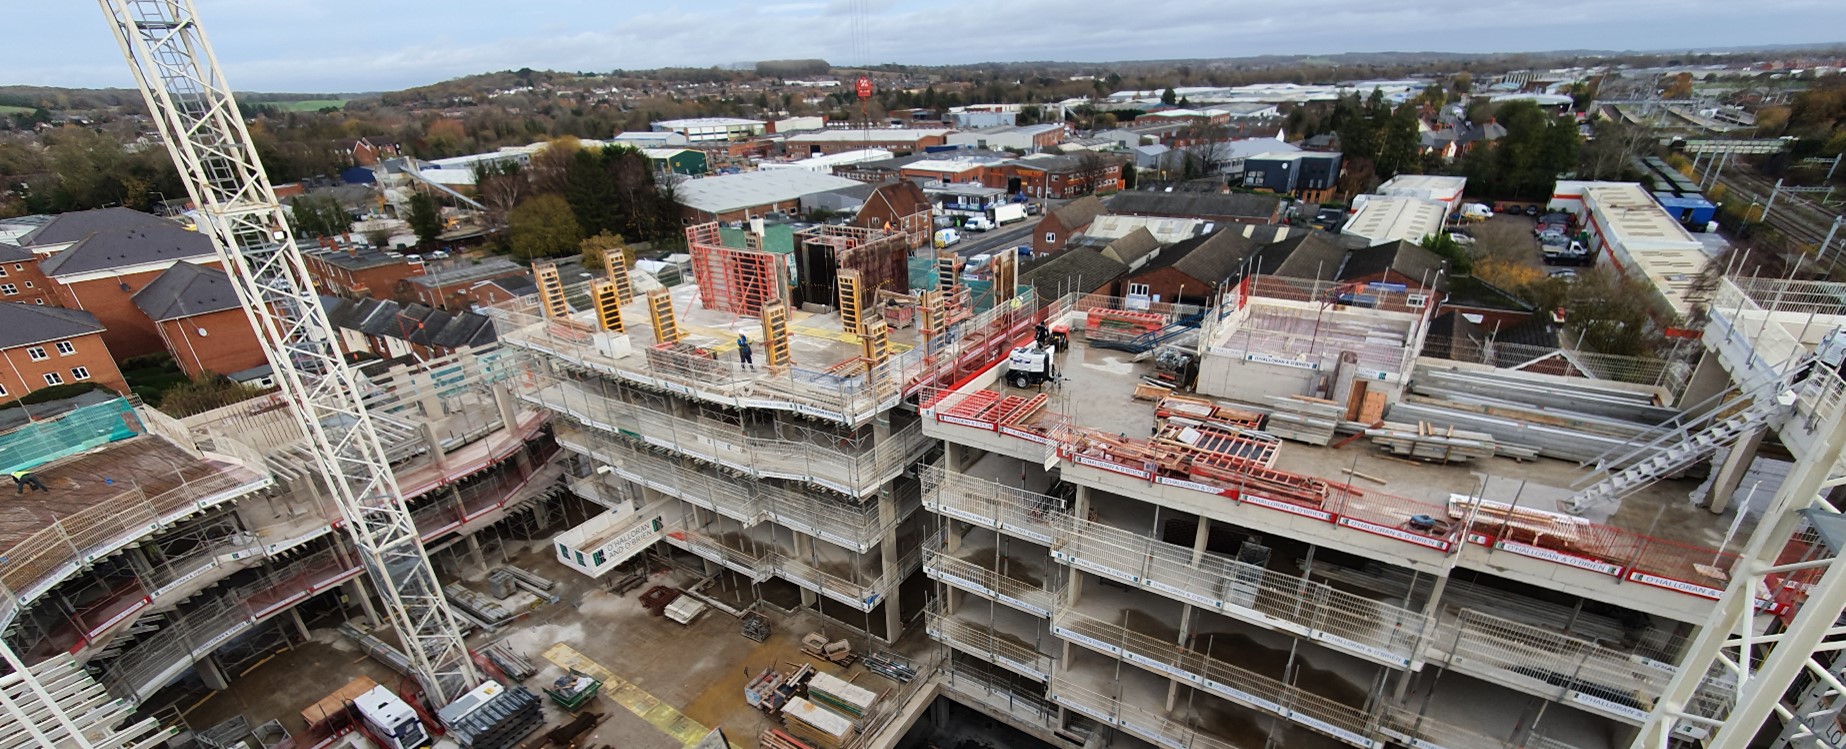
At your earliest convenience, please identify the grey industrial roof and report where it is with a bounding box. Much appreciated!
[0,304,106,350]
[1338,239,1449,288]
[675,170,866,214]
[35,216,217,277]
[405,258,524,288]
[131,261,242,321]
[1106,191,1284,221]
[486,276,538,297]
[323,296,497,349]
[18,207,177,246]
[311,248,413,271]
[1098,228,1161,267]
[1021,249,1128,301]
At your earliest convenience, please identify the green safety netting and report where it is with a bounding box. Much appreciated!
[0,397,141,475]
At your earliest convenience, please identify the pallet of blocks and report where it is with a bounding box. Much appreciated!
[806,671,879,721]
[1264,396,1342,446]
[1365,421,1497,464]
[781,696,856,749]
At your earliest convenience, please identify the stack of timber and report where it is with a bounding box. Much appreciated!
[1366,421,1519,463]
[1155,394,1265,431]
[1154,423,1280,476]
[781,697,855,749]
[1264,396,1342,446]
[806,672,879,720]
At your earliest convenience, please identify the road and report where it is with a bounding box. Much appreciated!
[950,220,1037,258]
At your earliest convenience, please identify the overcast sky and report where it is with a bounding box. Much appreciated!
[11,0,1846,92]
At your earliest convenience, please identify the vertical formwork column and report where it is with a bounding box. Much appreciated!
[875,414,902,642]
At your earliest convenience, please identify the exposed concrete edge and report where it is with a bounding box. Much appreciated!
[863,680,940,749]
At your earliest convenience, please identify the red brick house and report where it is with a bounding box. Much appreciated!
[131,261,267,378]
[396,258,526,312]
[462,277,538,310]
[1031,196,1106,255]
[304,246,428,300]
[986,154,1126,199]
[0,304,128,399]
[851,180,934,250]
[324,297,497,360]
[0,244,57,307]
[23,208,222,360]
[342,136,403,167]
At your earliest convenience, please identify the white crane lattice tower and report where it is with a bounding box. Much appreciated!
[97,0,480,704]
[1634,395,1846,749]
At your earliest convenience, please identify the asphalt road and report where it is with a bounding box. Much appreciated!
[950,220,1037,258]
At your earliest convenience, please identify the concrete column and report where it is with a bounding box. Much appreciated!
[879,487,902,641]
[1707,425,1767,513]
[1064,487,1091,606]
[1395,573,1452,702]
[421,421,449,471]
[1167,605,1195,711]
[466,534,487,572]
[343,576,379,625]
[492,383,520,433]
[794,532,819,608]
[945,442,968,474]
[1679,350,1732,415]
[197,653,232,691]
[288,606,311,640]
[1191,515,1211,566]
[944,519,962,553]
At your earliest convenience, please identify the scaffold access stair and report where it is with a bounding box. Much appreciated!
[1564,394,1788,514]
[1089,311,1203,353]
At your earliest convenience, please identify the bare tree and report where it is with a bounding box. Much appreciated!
[1072,151,1112,196]
[1179,122,1232,179]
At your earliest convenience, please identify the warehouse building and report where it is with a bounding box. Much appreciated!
[1550,180,1709,319]
[1342,195,1449,245]
[675,170,867,223]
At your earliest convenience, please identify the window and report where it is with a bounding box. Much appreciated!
[33,299,42,305]
[1045,232,1056,244]
[1128,283,1151,297]
[54,341,74,356]
[11,264,19,271]
[22,282,31,289]
[42,372,62,386]
[0,383,6,396]
[0,284,15,296]
[70,367,90,381]
[26,346,46,361]
[0,266,8,277]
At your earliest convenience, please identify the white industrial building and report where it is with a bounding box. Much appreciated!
[1374,174,1469,216]
[650,117,767,143]
[1551,180,1709,318]
[1342,195,1449,244]
[756,148,895,173]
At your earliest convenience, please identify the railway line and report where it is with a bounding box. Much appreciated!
[1702,164,1843,257]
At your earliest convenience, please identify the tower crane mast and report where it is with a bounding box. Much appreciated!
[97,0,480,704]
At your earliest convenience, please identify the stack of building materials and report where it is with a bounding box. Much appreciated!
[1365,421,1500,463]
[864,652,917,683]
[781,696,855,749]
[1263,396,1343,445]
[1155,394,1264,431]
[1154,424,1280,475]
[438,682,545,749]
[1397,365,1675,462]
[760,727,820,749]
[806,671,879,721]
[481,642,536,680]
[446,583,517,629]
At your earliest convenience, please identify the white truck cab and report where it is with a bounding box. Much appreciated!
[353,685,431,749]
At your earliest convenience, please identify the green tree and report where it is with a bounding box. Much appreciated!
[407,192,443,245]
[1376,104,1420,179]
[1160,88,1177,106]
[1420,233,1471,274]
[580,231,631,271]
[508,194,583,260]
[564,149,621,235]
[290,195,351,238]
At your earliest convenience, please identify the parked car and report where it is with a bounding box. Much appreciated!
[964,216,996,232]
[428,249,451,260]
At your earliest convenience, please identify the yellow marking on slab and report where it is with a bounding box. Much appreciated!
[542,643,710,746]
